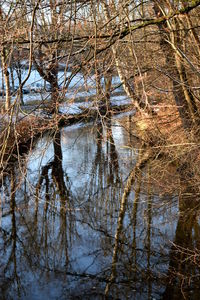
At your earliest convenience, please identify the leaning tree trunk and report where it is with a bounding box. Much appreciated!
[153,2,200,130]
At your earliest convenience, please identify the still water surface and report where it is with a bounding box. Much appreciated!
[0,116,200,299]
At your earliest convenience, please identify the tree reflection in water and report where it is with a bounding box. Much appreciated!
[163,169,200,300]
[0,119,200,299]
[0,166,20,298]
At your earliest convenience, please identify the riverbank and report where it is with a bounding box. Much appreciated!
[0,101,133,167]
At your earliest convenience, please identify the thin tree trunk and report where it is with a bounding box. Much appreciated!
[18,72,24,105]
[10,64,15,93]
[104,71,112,113]
[1,48,11,111]
[1,68,4,99]
[103,2,151,114]
[15,56,24,105]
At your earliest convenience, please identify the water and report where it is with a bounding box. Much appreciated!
[0,116,200,299]
[0,68,123,104]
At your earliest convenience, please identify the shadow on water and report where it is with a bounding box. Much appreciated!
[0,116,200,299]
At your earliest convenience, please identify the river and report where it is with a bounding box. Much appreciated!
[0,115,200,299]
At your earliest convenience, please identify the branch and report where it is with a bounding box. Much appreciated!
[20,0,41,88]
[2,0,200,47]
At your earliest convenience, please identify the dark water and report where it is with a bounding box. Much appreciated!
[0,117,200,299]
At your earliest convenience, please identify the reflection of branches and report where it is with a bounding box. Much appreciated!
[105,147,152,297]
[130,169,142,283]
[83,121,122,239]
[89,121,120,200]
[162,177,200,300]
[1,166,22,298]
[35,131,71,211]
[106,120,120,184]
[34,130,73,267]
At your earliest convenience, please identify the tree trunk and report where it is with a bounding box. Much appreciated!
[10,64,15,93]
[18,76,24,106]
[50,80,59,114]
[104,71,112,113]
[1,68,5,99]
[1,48,11,111]
[33,50,59,114]
[153,2,199,129]
[16,58,24,105]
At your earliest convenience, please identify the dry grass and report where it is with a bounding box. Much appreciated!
[121,104,200,197]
